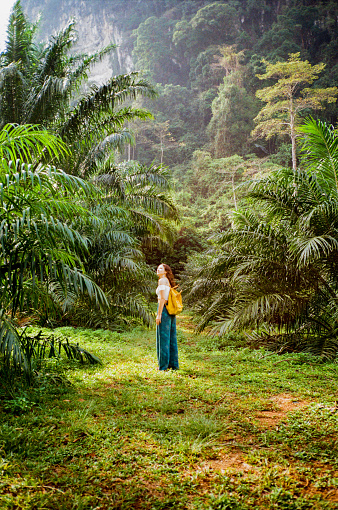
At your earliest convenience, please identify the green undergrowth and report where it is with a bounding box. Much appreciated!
[0,315,337,509]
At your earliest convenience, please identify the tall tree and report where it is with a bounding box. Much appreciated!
[0,124,108,375]
[208,46,257,157]
[252,53,338,174]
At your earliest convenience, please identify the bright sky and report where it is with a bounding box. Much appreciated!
[0,0,17,52]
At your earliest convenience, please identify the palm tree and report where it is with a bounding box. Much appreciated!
[67,159,178,329]
[0,3,179,335]
[0,124,108,380]
[0,1,156,175]
[186,118,338,359]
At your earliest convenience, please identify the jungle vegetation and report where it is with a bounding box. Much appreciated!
[1,0,338,391]
[185,118,338,360]
[1,3,338,508]
[124,0,338,359]
[0,1,178,385]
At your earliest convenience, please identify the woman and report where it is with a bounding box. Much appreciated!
[156,263,179,371]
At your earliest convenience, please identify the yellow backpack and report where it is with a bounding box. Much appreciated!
[166,287,183,315]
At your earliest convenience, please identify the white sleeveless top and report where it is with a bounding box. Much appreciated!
[156,284,170,301]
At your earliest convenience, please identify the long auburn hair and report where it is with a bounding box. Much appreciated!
[163,264,176,288]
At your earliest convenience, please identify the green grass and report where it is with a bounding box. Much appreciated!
[0,315,338,509]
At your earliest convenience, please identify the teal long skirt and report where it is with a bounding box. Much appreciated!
[156,305,179,371]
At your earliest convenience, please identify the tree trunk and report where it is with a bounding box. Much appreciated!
[160,135,163,165]
[290,100,297,176]
[232,173,237,210]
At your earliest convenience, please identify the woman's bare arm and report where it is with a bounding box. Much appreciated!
[156,290,166,325]
[156,277,170,325]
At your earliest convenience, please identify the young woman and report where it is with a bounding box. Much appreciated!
[156,263,179,371]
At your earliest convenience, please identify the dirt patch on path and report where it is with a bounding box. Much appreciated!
[206,453,256,474]
[254,393,309,428]
[204,394,309,474]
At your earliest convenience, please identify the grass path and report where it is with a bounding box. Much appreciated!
[1,315,338,509]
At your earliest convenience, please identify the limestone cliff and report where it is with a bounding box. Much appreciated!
[21,0,135,83]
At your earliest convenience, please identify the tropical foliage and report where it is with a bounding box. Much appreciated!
[66,159,178,329]
[0,4,179,389]
[0,1,177,320]
[0,124,108,381]
[0,123,177,383]
[185,118,338,359]
[0,1,155,175]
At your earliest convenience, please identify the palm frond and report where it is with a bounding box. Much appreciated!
[0,62,25,89]
[0,124,68,163]
[0,312,28,371]
[299,117,338,194]
[0,317,102,379]
[3,1,36,68]
[65,43,117,90]
[60,74,155,142]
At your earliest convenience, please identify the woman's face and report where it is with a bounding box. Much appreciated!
[157,264,166,276]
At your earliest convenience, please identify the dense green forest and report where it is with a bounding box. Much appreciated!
[22,0,338,163]
[128,0,338,217]
[0,0,336,368]
[20,0,338,229]
[1,2,338,508]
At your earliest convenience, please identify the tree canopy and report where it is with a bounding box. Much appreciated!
[252,53,338,172]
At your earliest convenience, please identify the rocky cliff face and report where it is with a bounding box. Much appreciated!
[21,0,134,84]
